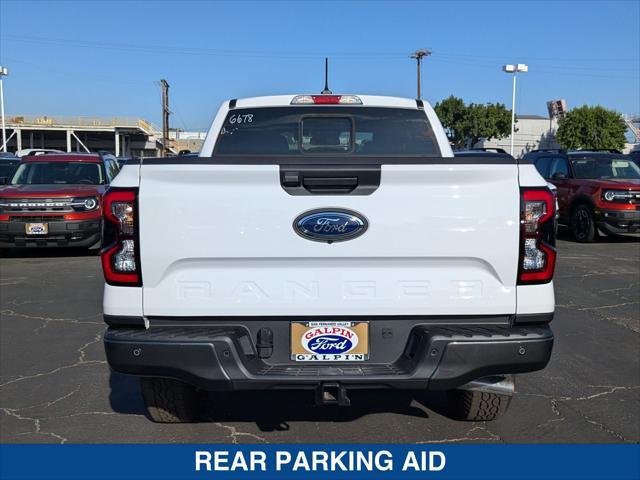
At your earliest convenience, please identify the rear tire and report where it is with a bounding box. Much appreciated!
[571,204,597,243]
[446,389,512,421]
[140,377,199,423]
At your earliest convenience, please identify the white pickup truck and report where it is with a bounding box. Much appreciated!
[101,94,556,423]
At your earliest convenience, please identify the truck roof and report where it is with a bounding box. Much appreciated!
[231,94,424,109]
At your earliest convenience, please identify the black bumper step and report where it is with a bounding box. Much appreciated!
[104,322,553,392]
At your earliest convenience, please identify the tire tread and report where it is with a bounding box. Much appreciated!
[447,389,511,421]
[140,377,199,423]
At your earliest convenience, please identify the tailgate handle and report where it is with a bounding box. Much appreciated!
[280,165,380,196]
[303,176,358,194]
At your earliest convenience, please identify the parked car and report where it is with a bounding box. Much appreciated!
[15,148,64,157]
[628,150,640,167]
[524,149,640,241]
[0,152,20,181]
[0,152,121,251]
[102,94,556,423]
[464,147,509,154]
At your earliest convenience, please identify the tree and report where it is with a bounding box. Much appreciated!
[464,102,513,147]
[434,96,512,148]
[433,95,466,146]
[556,105,627,151]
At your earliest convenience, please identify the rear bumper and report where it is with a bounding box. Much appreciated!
[104,319,554,392]
[597,208,640,234]
[0,218,101,248]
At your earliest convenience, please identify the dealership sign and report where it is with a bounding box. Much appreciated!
[0,445,638,479]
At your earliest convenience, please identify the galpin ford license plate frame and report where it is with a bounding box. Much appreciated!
[25,223,49,235]
[290,321,369,362]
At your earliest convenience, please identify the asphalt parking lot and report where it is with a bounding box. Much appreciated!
[0,232,638,444]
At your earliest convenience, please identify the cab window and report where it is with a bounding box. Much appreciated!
[549,157,570,178]
[533,156,554,178]
[104,159,120,182]
[214,106,440,157]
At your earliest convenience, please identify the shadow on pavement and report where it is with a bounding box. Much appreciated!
[201,390,437,431]
[108,372,446,429]
[109,373,147,416]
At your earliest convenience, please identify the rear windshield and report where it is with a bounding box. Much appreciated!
[0,162,18,178]
[570,156,640,180]
[10,162,105,185]
[215,107,440,156]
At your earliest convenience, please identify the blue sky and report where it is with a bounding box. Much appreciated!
[0,0,638,130]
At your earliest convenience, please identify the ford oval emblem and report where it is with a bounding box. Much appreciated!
[294,208,368,243]
[302,326,359,355]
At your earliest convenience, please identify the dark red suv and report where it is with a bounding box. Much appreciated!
[524,150,640,241]
[0,152,120,251]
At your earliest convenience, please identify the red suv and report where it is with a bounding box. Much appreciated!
[524,150,640,242]
[0,152,120,252]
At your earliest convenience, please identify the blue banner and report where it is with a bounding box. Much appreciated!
[1,444,638,480]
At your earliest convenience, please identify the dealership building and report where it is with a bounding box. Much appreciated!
[0,115,180,157]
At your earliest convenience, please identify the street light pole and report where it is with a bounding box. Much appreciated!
[0,66,8,152]
[510,72,517,156]
[502,63,528,157]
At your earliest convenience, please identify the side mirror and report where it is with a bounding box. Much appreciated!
[0,177,8,185]
[551,172,566,180]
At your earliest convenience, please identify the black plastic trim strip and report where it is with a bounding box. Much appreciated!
[229,99,237,109]
[142,155,519,166]
[104,314,145,327]
[416,99,424,109]
[455,150,533,165]
[513,312,554,324]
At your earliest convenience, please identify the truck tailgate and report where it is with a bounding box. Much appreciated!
[139,162,520,317]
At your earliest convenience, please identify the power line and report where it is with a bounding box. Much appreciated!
[4,33,637,66]
[1,57,153,85]
[1,34,404,60]
[3,34,638,77]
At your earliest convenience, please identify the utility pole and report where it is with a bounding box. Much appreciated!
[410,49,431,100]
[160,79,170,157]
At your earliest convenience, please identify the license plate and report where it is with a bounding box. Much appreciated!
[25,223,48,235]
[290,321,369,362]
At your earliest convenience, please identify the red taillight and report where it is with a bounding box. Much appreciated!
[518,188,556,284]
[101,188,141,286]
[290,95,363,105]
[311,95,341,104]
